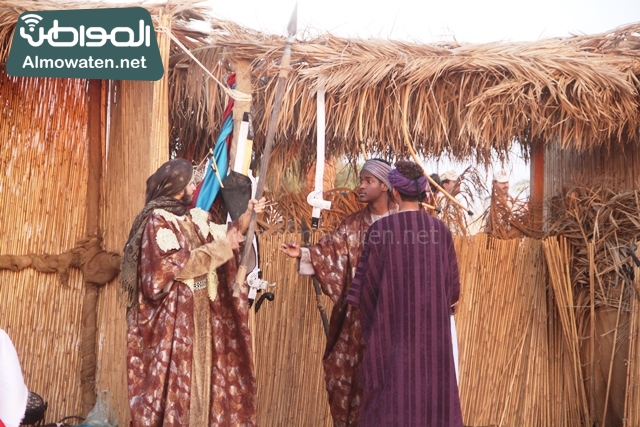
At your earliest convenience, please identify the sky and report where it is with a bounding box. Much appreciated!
[206,0,640,43]
[204,0,640,192]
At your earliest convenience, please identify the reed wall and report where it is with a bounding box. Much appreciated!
[0,69,89,421]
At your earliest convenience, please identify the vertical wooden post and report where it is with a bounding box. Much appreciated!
[530,140,545,232]
[229,59,253,168]
[228,59,255,363]
[81,78,102,414]
[150,11,171,169]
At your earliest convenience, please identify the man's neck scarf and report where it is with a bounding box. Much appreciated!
[388,169,428,197]
[120,158,193,309]
[361,159,392,189]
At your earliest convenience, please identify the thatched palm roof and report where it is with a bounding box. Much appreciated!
[169,20,640,169]
[1,2,638,168]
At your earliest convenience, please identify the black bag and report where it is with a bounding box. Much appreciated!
[221,170,258,273]
[221,171,253,221]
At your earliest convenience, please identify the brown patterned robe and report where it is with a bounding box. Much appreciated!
[308,204,395,427]
[126,208,256,427]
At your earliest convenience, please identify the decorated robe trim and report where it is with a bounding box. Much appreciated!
[155,228,180,253]
[209,223,227,241]
[155,208,180,227]
[190,208,211,239]
[182,271,220,302]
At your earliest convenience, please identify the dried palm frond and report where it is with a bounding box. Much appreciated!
[547,182,640,309]
[482,187,536,239]
[436,166,488,236]
[260,188,363,235]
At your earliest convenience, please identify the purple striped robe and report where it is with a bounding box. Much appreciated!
[347,211,463,426]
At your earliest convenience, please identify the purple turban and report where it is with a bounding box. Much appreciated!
[388,169,428,197]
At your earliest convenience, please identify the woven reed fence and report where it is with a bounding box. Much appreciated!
[0,68,89,421]
[0,14,175,426]
[251,231,619,426]
[255,232,334,426]
[543,185,640,426]
[543,235,637,426]
[454,234,561,426]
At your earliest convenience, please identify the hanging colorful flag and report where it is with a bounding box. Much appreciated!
[195,76,236,211]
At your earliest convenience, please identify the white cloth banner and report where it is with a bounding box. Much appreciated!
[0,329,28,427]
[451,315,459,385]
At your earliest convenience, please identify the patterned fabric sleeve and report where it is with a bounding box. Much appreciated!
[175,240,233,280]
[139,212,191,301]
[345,244,367,308]
[346,223,383,339]
[308,221,352,301]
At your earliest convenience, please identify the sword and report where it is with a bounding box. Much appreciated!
[301,218,330,338]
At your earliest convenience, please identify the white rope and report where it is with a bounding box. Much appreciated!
[159,26,252,103]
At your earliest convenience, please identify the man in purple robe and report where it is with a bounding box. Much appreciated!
[279,158,396,426]
[347,160,463,426]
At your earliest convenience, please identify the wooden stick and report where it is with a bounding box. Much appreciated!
[235,4,298,289]
[209,149,225,188]
[420,202,438,211]
[588,241,595,422]
[399,86,473,216]
[160,26,251,102]
[360,143,368,160]
[623,293,638,424]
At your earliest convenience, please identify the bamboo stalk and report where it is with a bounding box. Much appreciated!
[589,241,596,422]
[602,283,626,426]
[623,296,638,425]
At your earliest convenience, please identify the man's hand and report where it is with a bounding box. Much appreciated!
[226,227,242,250]
[248,197,267,214]
[279,241,301,259]
[239,197,267,233]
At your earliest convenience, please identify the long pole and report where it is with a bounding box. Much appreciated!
[235,4,298,290]
[400,86,473,216]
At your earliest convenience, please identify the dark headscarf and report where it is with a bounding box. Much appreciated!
[388,168,428,197]
[120,158,194,309]
[144,158,194,203]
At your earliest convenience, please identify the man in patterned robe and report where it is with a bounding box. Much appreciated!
[347,161,462,426]
[280,158,396,426]
[120,158,264,427]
